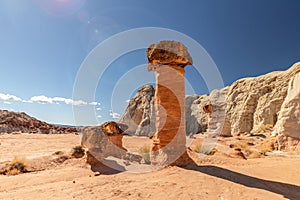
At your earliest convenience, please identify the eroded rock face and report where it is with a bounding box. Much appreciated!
[226,62,300,135]
[206,89,231,137]
[272,72,300,150]
[119,84,156,137]
[0,110,78,134]
[186,94,209,136]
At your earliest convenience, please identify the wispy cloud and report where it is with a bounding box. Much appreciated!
[30,95,53,104]
[0,92,100,107]
[22,100,33,103]
[110,112,121,119]
[30,96,97,106]
[96,107,102,111]
[97,115,102,118]
[89,102,101,106]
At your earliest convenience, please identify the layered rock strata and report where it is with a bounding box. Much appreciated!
[147,40,193,166]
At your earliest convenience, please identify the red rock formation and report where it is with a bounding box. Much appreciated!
[147,40,193,166]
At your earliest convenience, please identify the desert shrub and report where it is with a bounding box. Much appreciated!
[71,145,85,158]
[191,141,216,155]
[6,156,28,175]
[138,145,151,164]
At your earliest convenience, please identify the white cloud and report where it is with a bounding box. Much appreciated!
[96,107,102,111]
[97,115,102,118]
[0,93,22,101]
[3,101,11,105]
[68,100,87,106]
[53,97,86,105]
[30,96,95,106]
[89,101,100,106]
[52,97,66,102]
[125,99,130,103]
[110,112,120,119]
[30,95,53,104]
[22,100,33,103]
[0,93,100,107]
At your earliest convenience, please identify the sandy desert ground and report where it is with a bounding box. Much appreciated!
[0,133,300,200]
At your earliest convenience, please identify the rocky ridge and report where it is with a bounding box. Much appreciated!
[0,110,77,134]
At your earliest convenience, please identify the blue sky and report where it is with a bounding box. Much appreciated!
[0,0,300,125]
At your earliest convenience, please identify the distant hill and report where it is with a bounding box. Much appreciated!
[0,110,78,134]
[52,124,83,129]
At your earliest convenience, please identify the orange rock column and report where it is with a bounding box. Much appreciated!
[147,40,193,166]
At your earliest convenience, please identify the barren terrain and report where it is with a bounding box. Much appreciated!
[0,133,299,200]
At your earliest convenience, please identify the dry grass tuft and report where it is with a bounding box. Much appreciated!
[5,156,28,175]
[190,141,216,155]
[232,139,274,159]
[138,145,151,164]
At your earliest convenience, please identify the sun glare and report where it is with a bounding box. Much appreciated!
[37,0,86,16]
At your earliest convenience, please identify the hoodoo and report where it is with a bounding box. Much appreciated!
[147,40,193,166]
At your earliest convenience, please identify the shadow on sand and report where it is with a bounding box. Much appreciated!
[90,159,126,175]
[185,165,300,199]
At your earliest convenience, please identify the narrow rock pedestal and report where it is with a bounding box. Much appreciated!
[147,40,193,166]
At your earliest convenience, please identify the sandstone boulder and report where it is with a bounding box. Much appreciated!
[81,121,127,154]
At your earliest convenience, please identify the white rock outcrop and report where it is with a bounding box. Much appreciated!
[185,94,209,136]
[120,62,300,143]
[119,85,156,136]
[206,89,231,137]
[226,62,300,135]
[272,72,300,150]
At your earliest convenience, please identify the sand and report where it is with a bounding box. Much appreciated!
[0,133,299,200]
